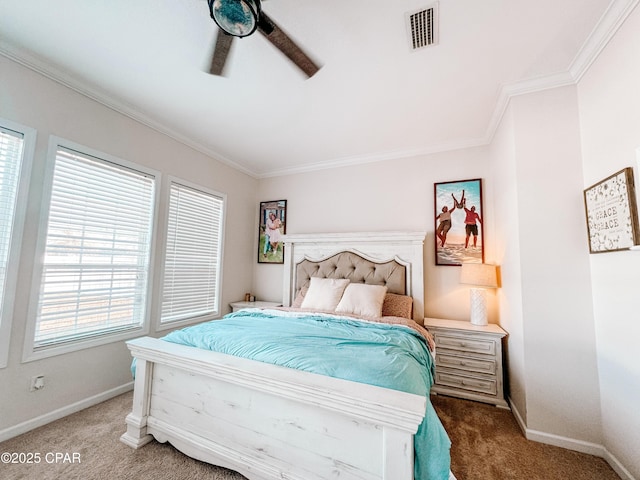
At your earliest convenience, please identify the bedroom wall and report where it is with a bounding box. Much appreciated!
[497,86,602,447]
[254,146,499,323]
[0,56,257,436]
[577,4,640,477]
[487,106,528,424]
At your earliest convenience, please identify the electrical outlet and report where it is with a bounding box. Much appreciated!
[30,375,45,391]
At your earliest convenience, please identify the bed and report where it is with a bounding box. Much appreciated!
[120,231,455,480]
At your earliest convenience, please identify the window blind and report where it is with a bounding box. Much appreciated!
[0,127,24,321]
[34,147,155,346]
[160,181,224,323]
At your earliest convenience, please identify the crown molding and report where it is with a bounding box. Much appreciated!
[483,71,576,146]
[2,0,638,179]
[257,137,487,178]
[483,0,639,148]
[0,42,258,179]
[569,0,640,82]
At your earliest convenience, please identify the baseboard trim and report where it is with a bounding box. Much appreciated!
[0,382,134,443]
[508,397,527,436]
[525,427,605,457]
[507,396,637,480]
[603,449,637,480]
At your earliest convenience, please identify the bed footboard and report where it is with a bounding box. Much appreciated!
[120,336,426,480]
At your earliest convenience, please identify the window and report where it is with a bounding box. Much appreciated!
[0,121,34,368]
[26,140,157,358]
[159,179,225,327]
[0,128,24,313]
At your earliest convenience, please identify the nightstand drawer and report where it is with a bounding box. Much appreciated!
[434,334,496,356]
[435,371,497,396]
[436,352,496,375]
[424,318,508,408]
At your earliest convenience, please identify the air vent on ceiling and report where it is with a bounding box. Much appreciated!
[406,3,439,51]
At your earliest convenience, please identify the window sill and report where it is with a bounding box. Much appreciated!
[22,326,148,363]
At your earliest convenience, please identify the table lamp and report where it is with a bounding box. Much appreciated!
[460,263,498,326]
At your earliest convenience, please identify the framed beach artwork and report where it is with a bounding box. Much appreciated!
[583,167,640,253]
[434,179,484,266]
[258,199,287,264]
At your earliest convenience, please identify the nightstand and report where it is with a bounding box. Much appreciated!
[229,300,282,312]
[423,317,509,409]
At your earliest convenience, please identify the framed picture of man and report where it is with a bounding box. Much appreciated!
[434,179,484,266]
[258,200,287,264]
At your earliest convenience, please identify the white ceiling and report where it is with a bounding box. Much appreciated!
[0,0,632,177]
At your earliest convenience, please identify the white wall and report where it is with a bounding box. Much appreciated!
[488,105,528,422]
[254,147,498,322]
[504,86,602,445]
[0,56,257,436]
[577,4,640,477]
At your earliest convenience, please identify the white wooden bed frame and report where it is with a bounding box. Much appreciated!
[121,232,453,480]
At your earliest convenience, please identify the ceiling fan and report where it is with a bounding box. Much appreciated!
[207,0,321,77]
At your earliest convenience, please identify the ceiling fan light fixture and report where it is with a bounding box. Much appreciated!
[209,0,261,38]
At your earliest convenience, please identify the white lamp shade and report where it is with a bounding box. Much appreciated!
[460,263,498,288]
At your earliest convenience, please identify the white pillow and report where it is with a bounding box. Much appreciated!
[335,283,388,318]
[300,277,351,311]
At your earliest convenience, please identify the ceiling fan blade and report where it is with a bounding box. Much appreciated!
[257,12,321,78]
[209,29,234,76]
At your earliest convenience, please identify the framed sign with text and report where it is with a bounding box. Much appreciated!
[583,167,640,253]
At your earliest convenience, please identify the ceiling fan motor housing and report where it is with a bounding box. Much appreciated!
[207,0,320,78]
[209,0,262,38]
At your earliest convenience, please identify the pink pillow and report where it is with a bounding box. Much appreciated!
[291,285,309,308]
[381,293,413,319]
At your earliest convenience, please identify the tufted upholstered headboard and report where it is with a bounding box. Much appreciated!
[282,232,426,322]
[295,252,407,296]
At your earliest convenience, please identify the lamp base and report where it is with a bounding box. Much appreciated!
[469,288,488,326]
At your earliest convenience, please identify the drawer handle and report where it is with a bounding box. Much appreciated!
[459,342,467,347]
[447,378,468,386]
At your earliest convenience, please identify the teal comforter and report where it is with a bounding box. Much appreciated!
[161,308,451,480]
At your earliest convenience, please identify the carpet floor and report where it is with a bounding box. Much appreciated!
[0,391,620,480]
[430,394,619,480]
